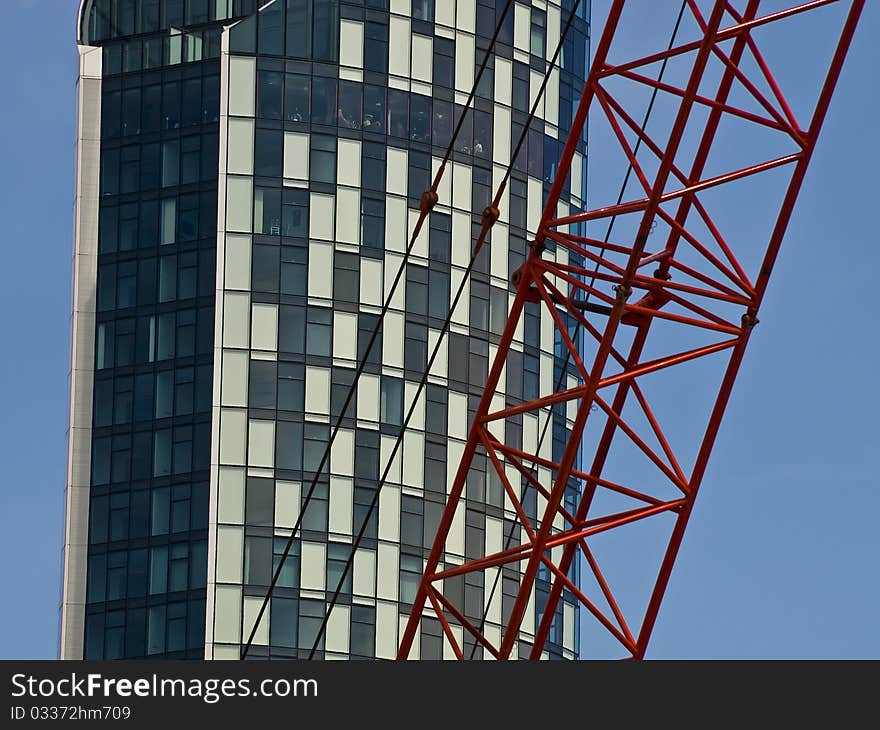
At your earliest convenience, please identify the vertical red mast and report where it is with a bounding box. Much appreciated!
[399,0,864,660]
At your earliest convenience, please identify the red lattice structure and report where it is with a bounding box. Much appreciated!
[399,0,864,660]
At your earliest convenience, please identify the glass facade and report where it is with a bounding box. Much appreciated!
[67,0,590,660]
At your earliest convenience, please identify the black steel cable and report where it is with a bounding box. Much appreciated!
[240,0,518,659]
[470,0,689,659]
[309,0,588,659]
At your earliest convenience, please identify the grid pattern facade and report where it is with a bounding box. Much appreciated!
[208,0,589,660]
[66,0,590,660]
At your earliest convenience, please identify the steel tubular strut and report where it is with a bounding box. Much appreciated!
[397,0,863,661]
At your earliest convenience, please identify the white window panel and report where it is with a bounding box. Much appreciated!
[305,366,331,415]
[218,466,245,524]
[247,419,275,468]
[528,176,543,234]
[545,67,559,127]
[495,57,513,106]
[381,311,404,368]
[354,548,377,600]
[485,566,502,622]
[275,480,300,530]
[309,193,335,241]
[378,484,401,543]
[380,434,402,486]
[456,0,476,32]
[411,33,433,83]
[357,374,380,423]
[331,429,355,477]
[224,234,251,291]
[213,585,242,644]
[336,188,360,244]
[571,151,583,201]
[493,105,511,167]
[514,2,530,52]
[308,241,333,299]
[451,162,472,214]
[333,311,358,361]
[376,543,399,602]
[228,56,255,117]
[301,542,327,591]
[529,68,544,120]
[250,302,278,351]
[404,382,425,430]
[491,222,509,281]
[493,163,510,223]
[449,266,469,327]
[383,252,406,310]
[329,477,353,535]
[384,197,408,256]
[243,595,269,645]
[454,31,475,93]
[374,600,397,659]
[220,349,248,406]
[523,411,538,454]
[388,16,411,78]
[402,431,424,489]
[226,175,253,233]
[219,408,247,465]
[386,148,408,197]
[360,258,383,307]
[435,0,455,29]
[337,138,361,187]
[448,392,468,440]
[447,494,465,555]
[283,131,309,181]
[564,602,575,648]
[326,605,350,654]
[227,118,254,175]
[339,20,364,69]
[427,329,448,379]
[216,525,243,583]
[407,209,429,259]
[524,586,536,634]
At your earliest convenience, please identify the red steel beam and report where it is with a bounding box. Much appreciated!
[398,0,863,661]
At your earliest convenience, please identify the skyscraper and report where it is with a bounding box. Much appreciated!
[62,0,590,660]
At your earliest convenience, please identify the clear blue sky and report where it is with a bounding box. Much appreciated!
[0,0,877,660]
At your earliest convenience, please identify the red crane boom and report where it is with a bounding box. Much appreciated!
[399,0,864,660]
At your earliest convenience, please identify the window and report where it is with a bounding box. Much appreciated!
[362,85,385,134]
[303,423,330,474]
[246,476,274,526]
[286,0,312,58]
[250,360,277,409]
[258,70,283,120]
[338,81,362,130]
[281,243,307,294]
[334,253,359,303]
[252,243,280,293]
[412,0,433,22]
[255,187,282,235]
[306,307,332,357]
[531,8,547,57]
[364,20,388,75]
[284,73,310,122]
[400,496,423,547]
[245,536,272,585]
[282,189,309,238]
[310,135,337,185]
[380,376,403,427]
[350,605,375,657]
[327,543,353,594]
[361,197,384,250]
[278,363,305,412]
[271,597,298,648]
[254,128,283,177]
[400,553,422,604]
[311,76,337,126]
[312,0,339,63]
[273,538,300,589]
[404,322,427,373]
[279,305,306,354]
